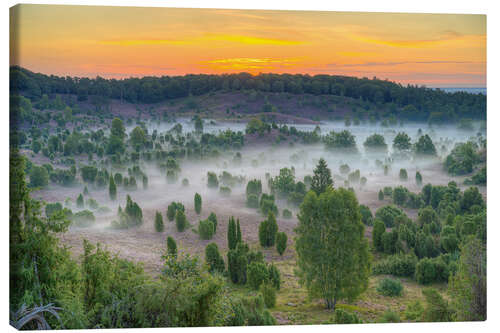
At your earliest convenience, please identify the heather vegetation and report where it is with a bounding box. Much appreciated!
[9,66,486,328]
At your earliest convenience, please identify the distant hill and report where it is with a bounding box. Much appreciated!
[10,66,486,124]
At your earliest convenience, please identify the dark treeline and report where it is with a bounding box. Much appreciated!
[11,66,485,122]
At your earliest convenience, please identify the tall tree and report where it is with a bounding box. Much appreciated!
[236,219,242,244]
[295,188,371,310]
[194,193,202,215]
[108,175,116,200]
[311,158,333,195]
[227,217,237,250]
[449,238,486,321]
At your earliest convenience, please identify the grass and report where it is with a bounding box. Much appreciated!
[225,242,449,325]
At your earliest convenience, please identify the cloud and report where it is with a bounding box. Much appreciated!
[201,57,303,71]
[327,60,483,68]
[349,30,465,48]
[99,34,304,47]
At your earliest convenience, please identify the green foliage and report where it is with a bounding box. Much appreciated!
[72,210,96,227]
[154,211,164,232]
[393,132,412,151]
[166,202,184,222]
[276,232,287,256]
[399,168,408,181]
[393,186,408,206]
[334,308,362,324]
[282,208,292,219]
[208,212,218,233]
[227,217,238,250]
[311,158,333,195]
[376,278,403,296]
[198,219,215,240]
[108,176,116,200]
[29,165,49,188]
[372,219,386,252]
[258,212,278,247]
[259,283,276,308]
[359,204,373,225]
[415,256,450,284]
[295,188,371,309]
[248,261,269,290]
[464,166,486,185]
[267,263,281,290]
[416,171,423,185]
[246,194,259,208]
[449,238,486,321]
[166,236,177,258]
[363,133,387,152]
[269,167,295,199]
[175,209,188,232]
[227,243,248,284]
[207,172,219,188]
[246,179,262,198]
[205,243,225,274]
[260,193,278,216]
[378,190,384,201]
[421,288,451,322]
[194,193,202,214]
[373,253,418,277]
[375,205,406,228]
[76,193,84,208]
[324,130,358,153]
[379,310,401,323]
[219,186,231,196]
[444,141,480,175]
[405,300,424,321]
[415,134,437,156]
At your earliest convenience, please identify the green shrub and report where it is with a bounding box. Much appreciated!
[260,283,276,308]
[375,205,405,228]
[393,186,408,206]
[154,211,164,232]
[198,219,215,240]
[167,202,184,221]
[166,236,177,258]
[182,178,189,186]
[416,171,423,185]
[399,168,408,181]
[205,243,225,274]
[72,210,95,227]
[207,172,219,188]
[276,232,287,255]
[267,263,281,290]
[415,256,450,285]
[246,179,262,197]
[175,209,188,232]
[259,212,278,247]
[380,310,401,323]
[372,219,386,252]
[207,212,218,233]
[405,300,424,321]
[372,253,418,277]
[227,243,248,284]
[194,193,202,214]
[247,261,269,290]
[45,202,63,218]
[421,288,451,322]
[247,193,259,208]
[76,193,84,208]
[376,278,403,296]
[359,204,373,225]
[334,308,362,324]
[219,186,231,196]
[378,190,384,201]
[282,209,292,219]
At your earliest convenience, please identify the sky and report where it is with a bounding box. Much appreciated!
[10,4,486,87]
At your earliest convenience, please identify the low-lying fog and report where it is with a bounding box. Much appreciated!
[35,119,485,273]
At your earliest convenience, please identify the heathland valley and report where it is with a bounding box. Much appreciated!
[10,66,486,328]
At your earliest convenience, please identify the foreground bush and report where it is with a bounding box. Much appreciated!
[376,278,403,296]
[260,283,276,308]
[276,232,287,256]
[205,243,225,274]
[334,308,362,324]
[372,253,417,277]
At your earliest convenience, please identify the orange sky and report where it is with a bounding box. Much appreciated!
[10,5,486,87]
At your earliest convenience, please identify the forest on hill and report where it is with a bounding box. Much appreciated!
[10,66,486,123]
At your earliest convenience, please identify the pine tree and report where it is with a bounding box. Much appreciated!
[311,158,333,195]
[227,217,237,250]
[175,209,187,232]
[154,211,164,232]
[76,193,84,208]
[166,236,177,258]
[259,212,278,247]
[236,219,242,244]
[276,232,288,255]
[416,171,423,186]
[109,175,117,200]
[194,193,202,214]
